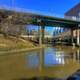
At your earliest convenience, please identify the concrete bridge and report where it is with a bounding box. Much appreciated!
[0,9,80,46]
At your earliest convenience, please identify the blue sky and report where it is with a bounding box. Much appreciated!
[0,0,80,35]
[0,0,79,15]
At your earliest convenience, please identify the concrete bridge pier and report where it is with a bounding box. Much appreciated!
[76,28,80,46]
[39,25,45,46]
[71,27,80,47]
[71,29,75,46]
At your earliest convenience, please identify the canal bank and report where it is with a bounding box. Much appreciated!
[0,44,80,56]
[0,45,45,55]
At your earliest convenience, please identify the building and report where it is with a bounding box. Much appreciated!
[64,3,80,45]
[64,3,80,34]
[64,3,80,21]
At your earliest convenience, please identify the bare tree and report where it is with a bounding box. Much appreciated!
[0,10,32,37]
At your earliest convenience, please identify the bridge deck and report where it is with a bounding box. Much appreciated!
[0,9,80,28]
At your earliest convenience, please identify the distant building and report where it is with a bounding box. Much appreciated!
[64,3,80,37]
[64,3,80,21]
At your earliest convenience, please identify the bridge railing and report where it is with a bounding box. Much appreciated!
[64,16,80,21]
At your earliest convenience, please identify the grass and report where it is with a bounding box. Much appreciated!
[0,35,36,51]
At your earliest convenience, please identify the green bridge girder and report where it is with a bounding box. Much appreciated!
[31,15,80,28]
[0,8,80,29]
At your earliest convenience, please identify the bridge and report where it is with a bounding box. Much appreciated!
[0,8,80,46]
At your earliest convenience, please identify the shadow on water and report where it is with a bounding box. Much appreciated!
[13,77,62,80]
[67,69,80,80]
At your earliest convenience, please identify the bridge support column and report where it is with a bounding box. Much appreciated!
[39,26,45,46]
[76,29,80,46]
[71,29,75,46]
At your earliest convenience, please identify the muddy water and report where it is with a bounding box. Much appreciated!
[0,46,80,80]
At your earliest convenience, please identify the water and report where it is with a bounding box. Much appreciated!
[0,46,80,80]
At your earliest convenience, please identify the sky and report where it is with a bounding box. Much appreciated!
[0,0,79,15]
[0,0,80,35]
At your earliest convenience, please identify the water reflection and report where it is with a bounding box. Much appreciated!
[44,48,65,66]
[26,52,40,68]
[26,47,80,68]
[26,47,67,68]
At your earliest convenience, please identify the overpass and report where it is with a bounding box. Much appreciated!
[0,9,80,46]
